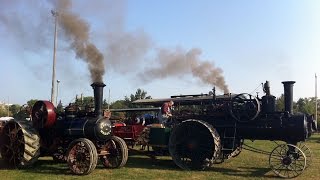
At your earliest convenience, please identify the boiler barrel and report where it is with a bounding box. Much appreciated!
[234,114,308,142]
[57,117,112,141]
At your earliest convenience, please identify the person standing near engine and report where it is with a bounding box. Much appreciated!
[160,100,174,125]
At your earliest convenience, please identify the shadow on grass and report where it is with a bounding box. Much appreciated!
[1,155,277,179]
[111,154,278,179]
[119,155,177,170]
[212,166,277,179]
[0,159,70,175]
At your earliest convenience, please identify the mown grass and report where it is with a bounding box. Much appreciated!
[1,134,320,180]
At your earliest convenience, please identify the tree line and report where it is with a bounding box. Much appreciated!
[1,90,319,122]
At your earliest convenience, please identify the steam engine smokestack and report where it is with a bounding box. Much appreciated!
[282,81,295,114]
[91,82,106,117]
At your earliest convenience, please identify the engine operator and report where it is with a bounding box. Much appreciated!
[160,100,174,125]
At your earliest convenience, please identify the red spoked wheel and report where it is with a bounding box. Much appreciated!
[99,136,128,168]
[67,138,98,175]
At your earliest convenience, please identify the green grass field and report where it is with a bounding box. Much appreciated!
[1,134,319,180]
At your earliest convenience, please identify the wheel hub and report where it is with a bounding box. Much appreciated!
[282,156,292,165]
[76,153,86,161]
[187,142,196,150]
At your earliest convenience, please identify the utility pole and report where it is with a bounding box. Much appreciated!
[315,73,318,129]
[51,10,58,106]
[7,96,9,117]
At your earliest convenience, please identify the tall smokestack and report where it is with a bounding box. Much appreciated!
[91,82,106,117]
[282,81,295,114]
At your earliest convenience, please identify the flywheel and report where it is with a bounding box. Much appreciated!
[0,119,40,167]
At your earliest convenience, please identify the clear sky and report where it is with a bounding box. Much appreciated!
[0,0,319,105]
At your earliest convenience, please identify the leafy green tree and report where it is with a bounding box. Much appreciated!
[108,89,151,119]
[109,100,128,118]
[9,104,21,117]
[27,99,38,108]
[0,106,8,117]
[103,99,109,109]
[295,97,316,114]
[75,96,93,106]
[13,104,32,120]
[110,100,128,109]
[275,95,315,113]
[124,88,152,108]
[275,94,285,111]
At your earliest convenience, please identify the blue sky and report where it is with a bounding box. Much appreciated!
[0,0,319,105]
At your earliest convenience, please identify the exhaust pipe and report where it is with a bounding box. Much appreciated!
[282,81,295,114]
[91,82,106,117]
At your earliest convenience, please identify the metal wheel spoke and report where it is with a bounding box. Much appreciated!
[99,136,127,169]
[67,138,97,175]
[297,142,312,168]
[270,155,283,160]
[0,120,40,168]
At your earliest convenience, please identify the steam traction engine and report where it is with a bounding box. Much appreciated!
[0,82,128,175]
[133,81,317,178]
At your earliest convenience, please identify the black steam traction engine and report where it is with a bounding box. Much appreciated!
[125,81,317,178]
[0,82,128,175]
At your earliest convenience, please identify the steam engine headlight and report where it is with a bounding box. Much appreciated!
[95,118,112,140]
[100,120,111,136]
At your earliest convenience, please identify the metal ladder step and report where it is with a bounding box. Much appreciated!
[222,122,238,151]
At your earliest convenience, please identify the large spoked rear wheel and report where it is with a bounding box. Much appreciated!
[269,144,306,178]
[169,119,221,170]
[100,136,128,168]
[0,120,40,167]
[67,138,98,175]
